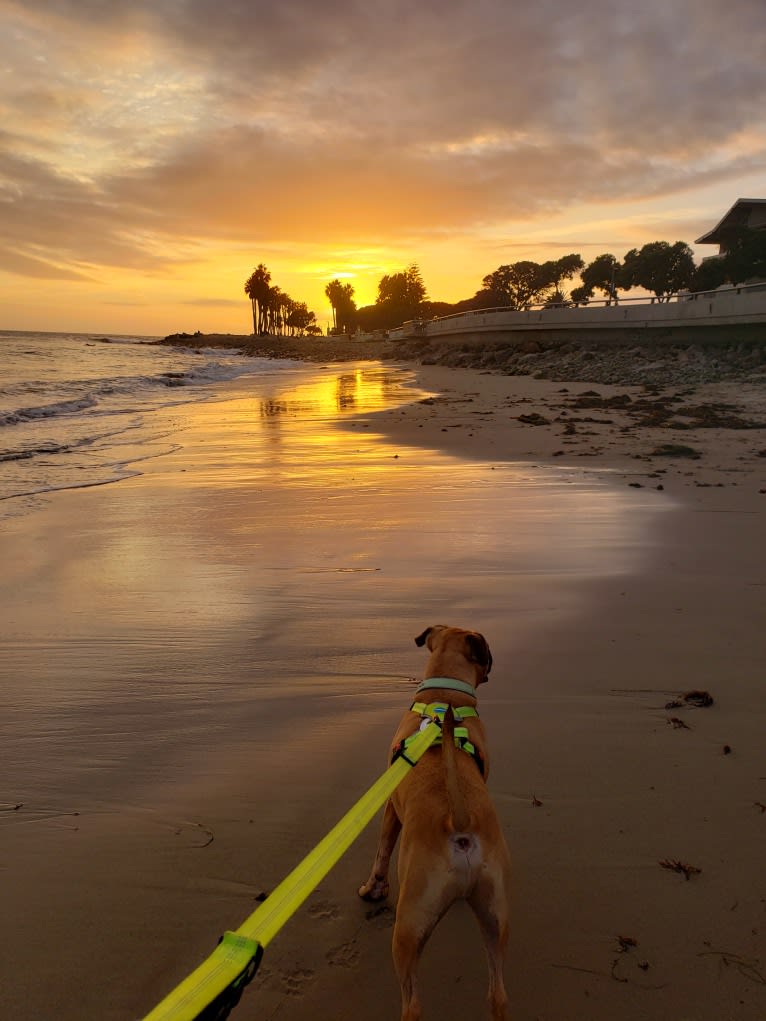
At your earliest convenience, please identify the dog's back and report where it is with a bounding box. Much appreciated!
[359,626,510,1021]
[392,703,509,908]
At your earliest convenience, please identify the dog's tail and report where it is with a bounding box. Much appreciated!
[441,706,471,833]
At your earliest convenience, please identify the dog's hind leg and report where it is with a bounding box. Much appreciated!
[358,799,401,901]
[391,898,440,1021]
[468,880,510,1021]
[392,922,424,1021]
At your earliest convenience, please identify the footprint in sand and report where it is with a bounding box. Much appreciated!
[326,940,361,968]
[365,903,395,929]
[307,899,340,920]
[280,968,316,995]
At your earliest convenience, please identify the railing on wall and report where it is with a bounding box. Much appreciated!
[389,282,766,340]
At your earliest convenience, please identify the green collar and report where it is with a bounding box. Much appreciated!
[416,677,477,699]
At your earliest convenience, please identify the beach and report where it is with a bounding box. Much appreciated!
[1,351,765,1021]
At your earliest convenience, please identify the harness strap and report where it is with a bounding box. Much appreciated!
[399,701,484,774]
[409,700,479,721]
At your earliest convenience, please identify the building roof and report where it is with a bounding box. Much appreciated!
[695,198,766,245]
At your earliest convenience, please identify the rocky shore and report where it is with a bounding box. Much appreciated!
[163,324,766,389]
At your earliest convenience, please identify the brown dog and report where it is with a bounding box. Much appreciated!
[359,625,511,1021]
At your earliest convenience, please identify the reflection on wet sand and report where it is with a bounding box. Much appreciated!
[258,366,410,419]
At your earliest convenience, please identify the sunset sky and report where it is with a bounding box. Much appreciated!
[1,0,765,336]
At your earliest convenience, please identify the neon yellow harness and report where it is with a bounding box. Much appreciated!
[395,700,484,774]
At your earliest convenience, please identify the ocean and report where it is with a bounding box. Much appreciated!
[0,330,304,517]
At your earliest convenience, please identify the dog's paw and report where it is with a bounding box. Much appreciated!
[357,875,389,901]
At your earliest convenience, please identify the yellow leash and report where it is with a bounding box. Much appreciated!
[142,718,442,1021]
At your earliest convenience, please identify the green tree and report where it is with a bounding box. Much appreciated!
[244,263,272,334]
[621,241,695,301]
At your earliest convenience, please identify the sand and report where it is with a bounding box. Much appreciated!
[1,358,765,1021]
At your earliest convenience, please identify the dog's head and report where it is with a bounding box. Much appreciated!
[414,625,493,686]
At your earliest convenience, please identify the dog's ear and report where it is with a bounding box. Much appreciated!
[414,627,432,648]
[414,625,448,649]
[466,633,492,677]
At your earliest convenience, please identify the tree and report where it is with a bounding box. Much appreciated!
[543,290,571,308]
[621,241,695,301]
[286,300,319,336]
[480,261,550,309]
[244,263,272,334]
[722,227,766,285]
[539,253,585,298]
[377,264,427,309]
[266,285,289,335]
[337,283,356,333]
[325,279,343,331]
[374,264,427,327]
[690,257,728,293]
[576,253,623,303]
[244,264,323,336]
[325,279,357,334]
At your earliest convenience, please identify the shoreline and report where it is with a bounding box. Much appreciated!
[1,353,764,1020]
[364,361,766,494]
[161,327,766,498]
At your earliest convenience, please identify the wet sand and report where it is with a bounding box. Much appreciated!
[1,360,765,1020]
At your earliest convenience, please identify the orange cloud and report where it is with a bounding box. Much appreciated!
[1,0,765,333]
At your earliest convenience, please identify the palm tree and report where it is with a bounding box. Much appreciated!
[277,289,292,336]
[325,278,356,334]
[244,264,272,334]
[325,279,344,332]
[267,286,285,335]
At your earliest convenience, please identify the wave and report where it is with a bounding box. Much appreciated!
[0,338,306,513]
[0,395,99,427]
[0,353,287,430]
[0,441,72,463]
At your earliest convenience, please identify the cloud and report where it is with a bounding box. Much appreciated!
[0,248,93,280]
[1,0,765,290]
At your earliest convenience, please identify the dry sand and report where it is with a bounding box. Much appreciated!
[329,363,766,1021]
[1,357,765,1021]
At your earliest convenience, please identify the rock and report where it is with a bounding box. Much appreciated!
[650,443,701,459]
[517,413,551,426]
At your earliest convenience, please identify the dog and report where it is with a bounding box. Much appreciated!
[359,625,511,1021]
